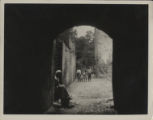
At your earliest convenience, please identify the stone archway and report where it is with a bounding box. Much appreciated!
[4,4,148,114]
[48,25,114,114]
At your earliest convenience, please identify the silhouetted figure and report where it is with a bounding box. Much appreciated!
[76,69,81,82]
[82,71,86,82]
[54,70,73,108]
[85,70,88,81]
[82,69,88,82]
[88,68,92,81]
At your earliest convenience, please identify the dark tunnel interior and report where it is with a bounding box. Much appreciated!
[4,4,148,114]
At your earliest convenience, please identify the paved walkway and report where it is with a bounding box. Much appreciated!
[46,75,116,114]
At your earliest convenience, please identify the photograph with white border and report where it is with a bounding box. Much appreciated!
[0,0,153,120]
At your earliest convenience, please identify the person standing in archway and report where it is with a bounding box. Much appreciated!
[76,69,81,82]
[88,67,92,81]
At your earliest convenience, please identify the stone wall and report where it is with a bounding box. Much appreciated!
[62,34,76,86]
[94,28,112,77]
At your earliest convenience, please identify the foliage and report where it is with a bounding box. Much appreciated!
[75,30,95,69]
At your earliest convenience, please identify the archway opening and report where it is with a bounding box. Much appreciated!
[49,25,115,114]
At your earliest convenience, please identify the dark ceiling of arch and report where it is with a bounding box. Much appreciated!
[5,4,148,40]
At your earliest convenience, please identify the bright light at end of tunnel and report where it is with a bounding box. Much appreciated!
[73,25,95,38]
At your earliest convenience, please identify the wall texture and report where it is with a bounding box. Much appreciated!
[62,33,76,86]
[94,28,113,77]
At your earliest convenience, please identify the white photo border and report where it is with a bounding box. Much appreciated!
[0,0,153,120]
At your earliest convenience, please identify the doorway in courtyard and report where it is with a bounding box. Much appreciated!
[48,25,115,114]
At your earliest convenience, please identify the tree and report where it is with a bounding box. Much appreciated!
[75,30,95,69]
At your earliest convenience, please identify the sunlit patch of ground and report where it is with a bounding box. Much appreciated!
[46,71,117,114]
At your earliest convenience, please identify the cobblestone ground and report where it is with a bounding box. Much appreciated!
[46,74,117,114]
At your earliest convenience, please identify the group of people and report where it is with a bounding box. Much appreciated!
[76,68,92,82]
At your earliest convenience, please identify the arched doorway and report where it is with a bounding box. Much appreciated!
[4,4,148,114]
[48,25,115,114]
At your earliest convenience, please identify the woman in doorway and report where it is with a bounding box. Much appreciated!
[54,70,73,108]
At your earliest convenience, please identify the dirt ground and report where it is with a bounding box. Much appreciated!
[46,74,117,114]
